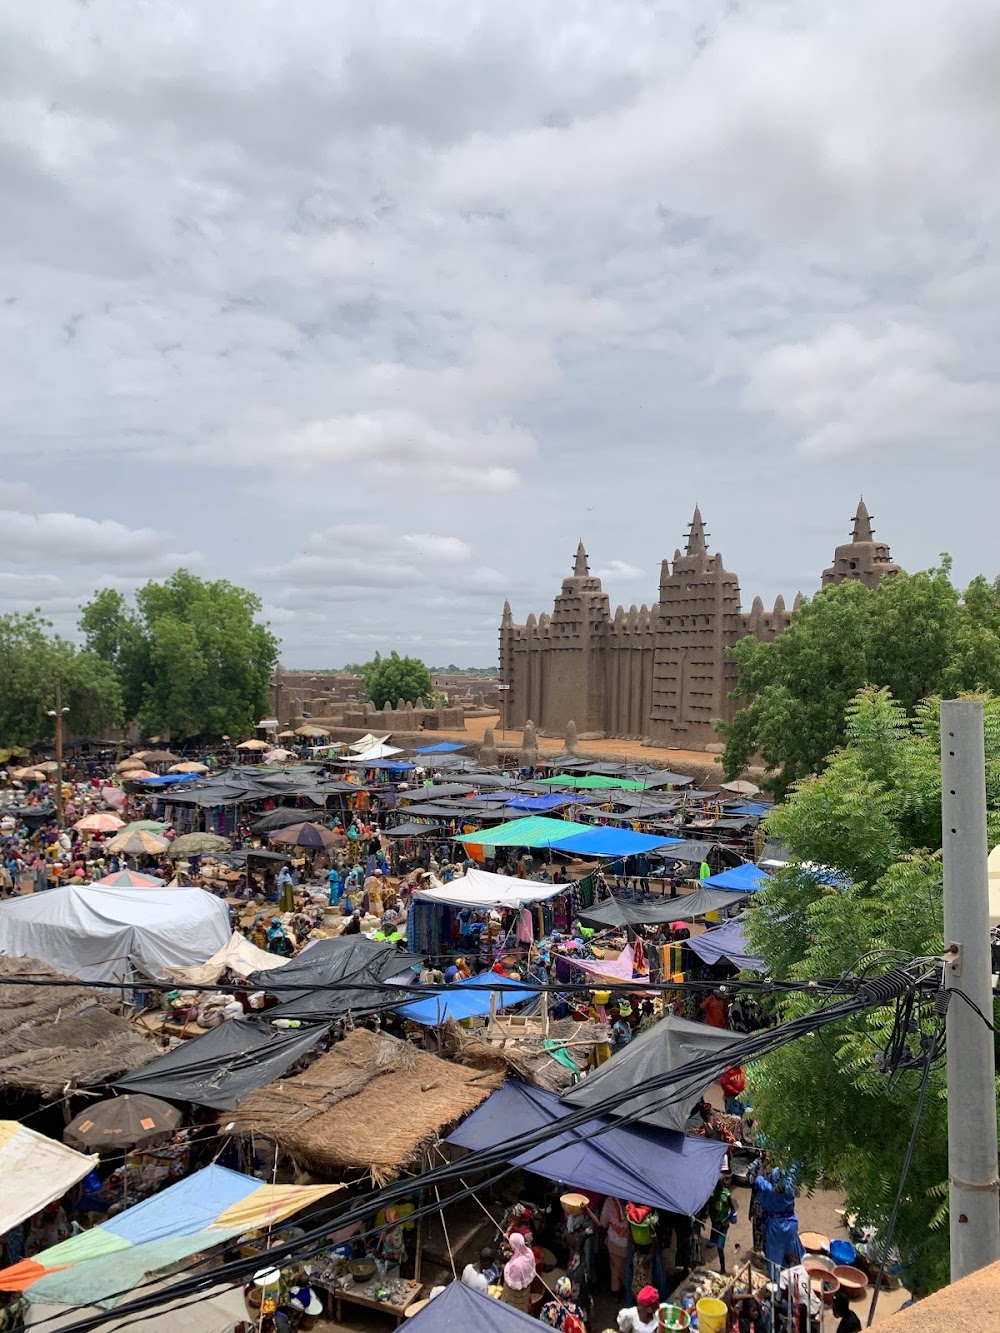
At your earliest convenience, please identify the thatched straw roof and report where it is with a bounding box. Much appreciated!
[444,1016,606,1092]
[233,1028,502,1185]
[0,957,158,1098]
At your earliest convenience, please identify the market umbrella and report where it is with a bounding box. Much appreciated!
[94,868,166,888]
[294,724,331,738]
[36,761,60,774]
[269,822,338,849]
[121,769,158,781]
[720,780,761,796]
[168,832,231,858]
[277,730,297,740]
[116,756,148,772]
[63,1094,182,1154]
[142,750,182,765]
[11,767,46,781]
[168,761,210,774]
[263,748,295,763]
[237,739,270,751]
[107,829,170,856]
[73,812,124,833]
[119,819,170,834]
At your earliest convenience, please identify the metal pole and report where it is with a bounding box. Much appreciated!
[54,680,65,828]
[941,699,1000,1281]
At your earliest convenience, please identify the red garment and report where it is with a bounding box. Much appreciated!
[700,995,728,1028]
[720,1066,746,1097]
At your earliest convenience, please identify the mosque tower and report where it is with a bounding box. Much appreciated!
[821,498,901,591]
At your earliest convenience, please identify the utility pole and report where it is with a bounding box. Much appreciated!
[941,699,1000,1282]
[48,682,69,828]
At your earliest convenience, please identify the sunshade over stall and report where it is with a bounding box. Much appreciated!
[561,1015,742,1133]
[396,972,540,1026]
[575,886,748,930]
[0,1164,338,1306]
[700,863,772,893]
[413,866,565,910]
[0,884,232,983]
[0,1122,98,1235]
[400,1279,543,1331]
[448,1079,727,1215]
[686,916,766,970]
[246,936,422,1022]
[547,827,682,858]
[454,816,590,849]
[115,1017,327,1110]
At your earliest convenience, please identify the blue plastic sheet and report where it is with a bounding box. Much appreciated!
[448,1080,726,1215]
[396,973,539,1026]
[701,862,772,893]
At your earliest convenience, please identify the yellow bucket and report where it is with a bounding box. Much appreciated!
[696,1297,727,1333]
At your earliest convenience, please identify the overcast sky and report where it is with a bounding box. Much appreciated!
[2,1,999,668]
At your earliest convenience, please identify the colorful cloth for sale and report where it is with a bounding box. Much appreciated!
[0,1164,339,1308]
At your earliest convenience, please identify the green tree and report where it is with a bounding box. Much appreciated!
[746,687,1000,1292]
[80,570,279,740]
[723,562,1000,797]
[364,651,433,710]
[0,612,123,746]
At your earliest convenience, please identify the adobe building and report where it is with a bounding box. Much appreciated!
[499,500,900,749]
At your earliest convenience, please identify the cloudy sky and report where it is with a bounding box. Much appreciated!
[1,1,999,668]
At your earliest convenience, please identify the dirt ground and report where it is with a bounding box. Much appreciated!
[433,713,732,781]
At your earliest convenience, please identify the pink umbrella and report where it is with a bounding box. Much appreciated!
[94,869,166,888]
[74,812,125,833]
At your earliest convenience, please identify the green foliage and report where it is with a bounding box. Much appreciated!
[746,687,1000,1292]
[80,570,279,740]
[722,562,1000,797]
[0,612,123,746]
[363,651,433,710]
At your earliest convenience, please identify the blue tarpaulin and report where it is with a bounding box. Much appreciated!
[412,743,466,754]
[133,774,193,787]
[395,972,539,1026]
[686,916,766,970]
[501,794,592,812]
[400,1280,541,1331]
[701,862,772,893]
[447,1080,726,1216]
[548,826,683,858]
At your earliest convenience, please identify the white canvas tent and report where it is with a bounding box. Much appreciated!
[414,865,565,910]
[347,742,404,762]
[0,884,232,983]
[164,930,289,986]
[348,733,390,752]
[0,1121,98,1234]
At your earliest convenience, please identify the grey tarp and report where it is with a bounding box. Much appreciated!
[576,886,748,929]
[115,1017,327,1110]
[561,1014,742,1132]
[249,936,423,1022]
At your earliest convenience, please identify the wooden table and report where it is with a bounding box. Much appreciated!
[328,1277,422,1328]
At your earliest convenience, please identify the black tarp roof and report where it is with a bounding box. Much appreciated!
[250,937,423,1022]
[576,885,749,929]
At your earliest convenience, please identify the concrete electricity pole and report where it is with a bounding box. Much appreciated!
[941,699,1000,1282]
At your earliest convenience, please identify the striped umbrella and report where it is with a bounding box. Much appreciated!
[73,813,124,833]
[107,829,170,856]
[94,869,166,888]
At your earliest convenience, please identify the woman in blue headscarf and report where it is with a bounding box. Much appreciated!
[753,1168,803,1277]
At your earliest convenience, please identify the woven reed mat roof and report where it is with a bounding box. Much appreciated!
[0,956,158,1098]
[233,1028,503,1184]
[443,1016,606,1091]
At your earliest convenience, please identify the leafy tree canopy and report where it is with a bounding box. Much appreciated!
[363,651,433,710]
[80,570,279,741]
[746,687,1000,1293]
[722,561,1000,798]
[0,612,123,747]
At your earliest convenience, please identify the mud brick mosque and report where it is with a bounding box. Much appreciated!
[498,500,899,749]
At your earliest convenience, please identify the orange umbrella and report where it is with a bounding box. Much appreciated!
[73,812,124,833]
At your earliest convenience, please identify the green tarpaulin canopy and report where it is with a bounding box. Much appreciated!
[454,815,590,848]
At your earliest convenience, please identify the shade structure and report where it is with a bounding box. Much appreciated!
[115,1017,328,1110]
[167,761,209,774]
[414,866,567,910]
[449,1080,727,1216]
[0,1164,339,1306]
[269,821,337,849]
[347,742,404,762]
[94,868,165,888]
[395,1278,543,1331]
[262,747,295,762]
[107,829,169,856]
[250,806,317,833]
[115,757,147,772]
[412,742,466,754]
[164,930,289,985]
[121,769,158,780]
[0,1122,98,1236]
[72,812,124,833]
[0,882,231,983]
[701,862,772,893]
[249,936,423,1023]
[26,1280,248,1333]
[686,916,765,970]
[396,973,540,1027]
[63,1094,182,1154]
[720,779,761,796]
[384,821,444,838]
[454,815,590,849]
[236,738,270,750]
[562,1014,743,1133]
[575,886,749,929]
[548,826,683,858]
[140,750,181,765]
[167,832,231,858]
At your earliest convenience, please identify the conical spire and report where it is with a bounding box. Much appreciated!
[851,498,873,543]
[501,600,513,628]
[573,540,589,577]
[686,505,707,555]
